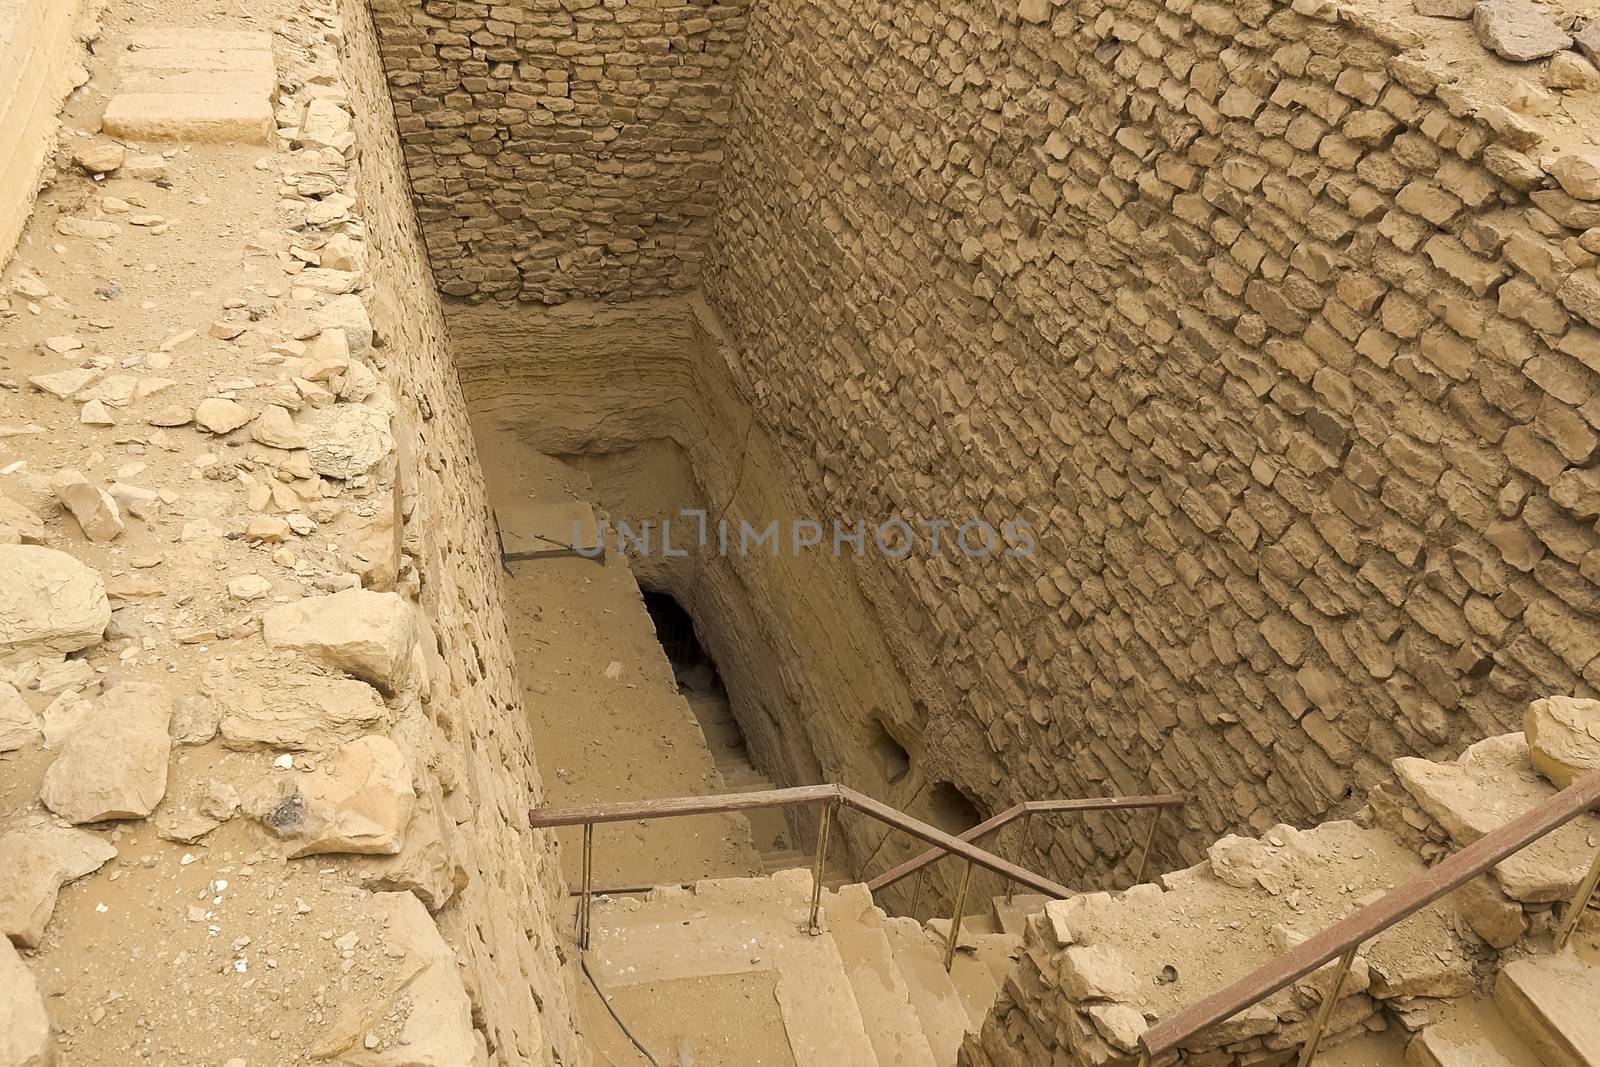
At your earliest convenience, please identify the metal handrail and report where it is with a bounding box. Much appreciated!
[1137,769,1600,1066]
[529,782,1079,965]
[868,794,1186,894]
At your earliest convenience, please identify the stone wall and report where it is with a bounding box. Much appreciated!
[0,0,90,268]
[367,0,751,304]
[702,0,1600,883]
[338,2,581,1061]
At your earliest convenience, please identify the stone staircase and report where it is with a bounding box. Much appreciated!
[1406,948,1600,1067]
[685,689,852,889]
[582,868,1042,1066]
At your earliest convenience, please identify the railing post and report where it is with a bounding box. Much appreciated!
[1555,841,1600,951]
[1296,946,1357,1067]
[808,799,836,935]
[1006,811,1032,904]
[944,858,975,971]
[579,822,595,951]
[1134,806,1162,886]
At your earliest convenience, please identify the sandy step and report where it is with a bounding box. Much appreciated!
[1494,951,1600,1067]
[1408,995,1544,1067]
[885,916,971,1064]
[825,885,938,1067]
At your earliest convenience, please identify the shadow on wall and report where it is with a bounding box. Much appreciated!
[451,294,1013,908]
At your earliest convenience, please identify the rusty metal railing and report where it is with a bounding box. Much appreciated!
[866,793,1185,967]
[529,783,1084,967]
[1137,769,1600,1067]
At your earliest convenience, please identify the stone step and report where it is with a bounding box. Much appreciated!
[884,915,971,1064]
[825,885,938,1067]
[1494,950,1600,1067]
[1408,994,1545,1067]
[990,893,1052,937]
[102,92,277,146]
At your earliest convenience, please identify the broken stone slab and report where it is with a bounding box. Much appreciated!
[1414,0,1476,15]
[1365,905,1474,1000]
[0,682,40,752]
[311,892,476,1066]
[153,780,239,844]
[1453,873,1529,948]
[55,217,121,240]
[211,672,390,751]
[30,367,102,400]
[52,470,124,543]
[1525,696,1600,788]
[0,936,51,1066]
[0,546,110,657]
[317,295,373,358]
[247,735,414,857]
[1394,733,1600,902]
[262,589,417,694]
[298,98,355,154]
[39,681,174,823]
[1473,0,1573,60]
[0,823,117,947]
[302,403,395,481]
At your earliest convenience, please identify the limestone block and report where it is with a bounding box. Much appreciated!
[0,546,109,656]
[248,736,414,857]
[103,92,275,145]
[261,589,417,693]
[0,823,116,947]
[1472,0,1572,60]
[39,681,174,823]
[1524,696,1600,788]
[212,673,390,751]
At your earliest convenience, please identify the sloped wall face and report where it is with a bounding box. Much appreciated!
[338,3,580,1062]
[367,0,750,304]
[705,0,1600,879]
[0,0,86,269]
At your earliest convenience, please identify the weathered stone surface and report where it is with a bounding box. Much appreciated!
[39,681,174,823]
[311,893,476,1065]
[102,91,275,145]
[1414,0,1476,16]
[353,787,467,910]
[72,142,126,175]
[1553,152,1600,201]
[261,589,416,693]
[0,823,117,947]
[212,672,390,751]
[0,936,51,1066]
[248,735,414,857]
[0,498,44,546]
[251,404,305,449]
[1472,0,1573,60]
[0,682,40,752]
[0,546,109,656]
[1394,734,1600,901]
[1525,696,1600,788]
[302,403,394,480]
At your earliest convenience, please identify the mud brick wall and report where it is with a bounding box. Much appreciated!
[703,0,1600,880]
[367,0,751,303]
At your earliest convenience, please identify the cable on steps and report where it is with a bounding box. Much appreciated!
[581,948,663,1067]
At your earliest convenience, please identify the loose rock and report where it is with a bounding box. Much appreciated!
[40,680,174,823]
[261,588,417,693]
[0,823,117,946]
[194,397,253,434]
[0,937,51,1066]
[248,735,413,856]
[0,682,40,752]
[1525,696,1600,788]
[52,469,125,542]
[0,546,110,655]
[1473,0,1573,60]
[72,142,126,175]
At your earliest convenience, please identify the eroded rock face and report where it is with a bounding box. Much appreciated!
[0,823,117,947]
[261,589,417,694]
[1525,696,1600,789]
[0,682,40,752]
[212,672,390,751]
[0,936,51,1066]
[40,681,174,823]
[0,546,110,657]
[248,735,414,857]
[312,893,476,1066]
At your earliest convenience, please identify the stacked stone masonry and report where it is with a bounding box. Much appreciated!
[338,0,581,1060]
[368,0,751,303]
[697,0,1600,882]
[371,0,1600,888]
